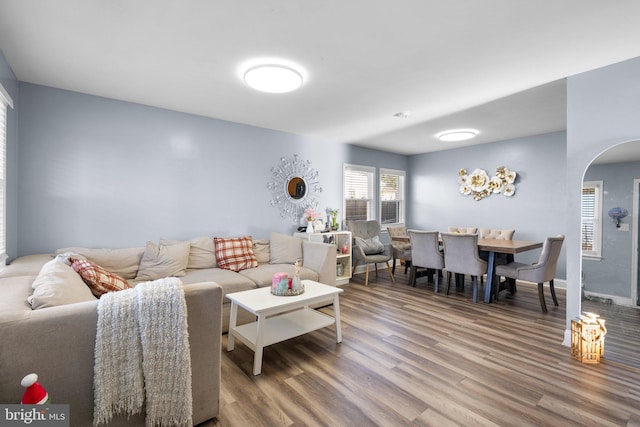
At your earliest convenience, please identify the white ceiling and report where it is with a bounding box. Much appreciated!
[1,1,640,156]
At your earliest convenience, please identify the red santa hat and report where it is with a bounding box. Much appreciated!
[20,373,50,404]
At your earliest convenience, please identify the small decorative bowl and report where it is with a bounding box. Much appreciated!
[271,285,305,296]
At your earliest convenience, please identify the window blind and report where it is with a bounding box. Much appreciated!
[344,164,375,221]
[380,168,405,225]
[0,99,7,266]
[581,182,602,257]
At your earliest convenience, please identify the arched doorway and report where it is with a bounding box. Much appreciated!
[581,140,640,368]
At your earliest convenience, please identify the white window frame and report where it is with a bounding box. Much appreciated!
[0,83,13,269]
[581,180,603,260]
[343,164,376,222]
[379,168,406,228]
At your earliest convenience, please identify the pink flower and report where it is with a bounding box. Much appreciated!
[304,207,320,221]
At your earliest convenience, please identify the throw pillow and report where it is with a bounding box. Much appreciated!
[28,257,97,309]
[252,239,271,264]
[159,236,217,269]
[269,232,303,264]
[70,258,131,297]
[214,236,258,272]
[355,235,385,255]
[135,241,191,282]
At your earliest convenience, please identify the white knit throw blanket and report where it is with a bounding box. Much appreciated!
[93,278,192,427]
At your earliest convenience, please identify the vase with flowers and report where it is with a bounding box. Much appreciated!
[329,209,339,230]
[304,207,321,234]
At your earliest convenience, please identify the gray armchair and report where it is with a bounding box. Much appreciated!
[441,232,487,303]
[345,220,396,287]
[495,235,565,312]
[408,230,444,292]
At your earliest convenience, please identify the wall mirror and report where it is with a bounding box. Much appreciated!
[268,154,322,222]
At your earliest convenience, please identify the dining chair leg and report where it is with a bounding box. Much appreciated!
[446,272,452,295]
[472,276,478,303]
[409,265,417,287]
[375,263,379,278]
[352,260,359,278]
[538,283,548,312]
[434,270,440,293]
[404,260,410,274]
[392,256,396,275]
[386,261,396,284]
[550,280,558,306]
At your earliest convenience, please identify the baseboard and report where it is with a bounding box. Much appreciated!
[582,290,634,306]
[562,329,571,347]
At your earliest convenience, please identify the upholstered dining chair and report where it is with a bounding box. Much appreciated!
[345,220,396,287]
[387,225,411,275]
[478,228,516,286]
[447,226,478,234]
[495,235,565,312]
[441,232,487,303]
[408,230,444,292]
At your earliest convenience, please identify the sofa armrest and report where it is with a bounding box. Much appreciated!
[0,281,222,426]
[302,240,337,285]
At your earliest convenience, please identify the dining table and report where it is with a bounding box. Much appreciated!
[477,238,543,303]
[398,234,543,303]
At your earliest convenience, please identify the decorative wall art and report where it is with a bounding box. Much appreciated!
[458,166,517,201]
[268,154,322,222]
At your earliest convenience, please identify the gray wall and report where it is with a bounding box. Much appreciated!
[15,82,408,257]
[408,132,568,278]
[0,51,18,260]
[567,56,640,330]
[583,160,640,298]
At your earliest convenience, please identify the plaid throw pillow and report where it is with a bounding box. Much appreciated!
[214,236,258,272]
[70,258,131,297]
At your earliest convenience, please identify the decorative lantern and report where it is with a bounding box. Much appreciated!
[571,312,606,364]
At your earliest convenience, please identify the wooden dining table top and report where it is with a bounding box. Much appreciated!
[393,234,543,254]
[476,238,543,254]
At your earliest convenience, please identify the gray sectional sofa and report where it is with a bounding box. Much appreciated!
[0,232,336,426]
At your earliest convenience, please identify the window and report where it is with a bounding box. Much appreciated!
[343,164,375,221]
[581,181,602,259]
[379,168,405,226]
[0,84,12,268]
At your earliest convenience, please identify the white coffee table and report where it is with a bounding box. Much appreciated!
[226,280,343,375]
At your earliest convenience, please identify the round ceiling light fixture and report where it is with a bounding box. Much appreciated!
[243,64,303,93]
[436,129,479,142]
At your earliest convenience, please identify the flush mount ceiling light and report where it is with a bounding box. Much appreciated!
[243,64,303,93]
[437,129,479,142]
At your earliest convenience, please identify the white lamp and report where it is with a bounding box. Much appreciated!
[243,65,303,93]
[437,129,479,142]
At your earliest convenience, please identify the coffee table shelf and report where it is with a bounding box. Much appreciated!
[232,308,337,350]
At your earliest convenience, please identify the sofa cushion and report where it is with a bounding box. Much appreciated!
[56,246,145,279]
[70,258,131,297]
[160,236,217,269]
[179,268,257,297]
[355,236,385,254]
[239,264,319,287]
[269,232,302,264]
[252,239,270,264]
[214,236,258,272]
[0,254,54,278]
[135,241,190,282]
[28,258,96,309]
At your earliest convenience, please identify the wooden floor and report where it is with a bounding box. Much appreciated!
[204,270,640,427]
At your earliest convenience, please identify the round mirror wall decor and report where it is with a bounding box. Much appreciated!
[268,154,322,222]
